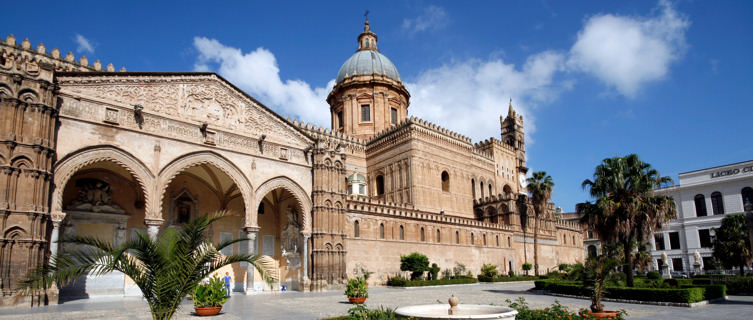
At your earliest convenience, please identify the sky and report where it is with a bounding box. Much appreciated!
[3,0,752,211]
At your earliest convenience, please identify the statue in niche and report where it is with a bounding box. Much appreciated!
[281,206,301,269]
[171,190,197,225]
[67,178,125,214]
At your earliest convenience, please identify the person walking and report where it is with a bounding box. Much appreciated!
[223,272,231,297]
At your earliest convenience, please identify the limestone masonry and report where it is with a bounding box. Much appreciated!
[0,21,583,306]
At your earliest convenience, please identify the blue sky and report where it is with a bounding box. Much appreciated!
[3,0,752,211]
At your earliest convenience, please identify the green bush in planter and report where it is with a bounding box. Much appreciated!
[345,277,368,299]
[193,275,229,308]
[522,263,532,275]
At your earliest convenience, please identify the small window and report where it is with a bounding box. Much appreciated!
[563,234,567,244]
[436,229,441,243]
[441,171,450,192]
[496,235,499,247]
[698,229,712,248]
[391,107,398,124]
[480,182,485,198]
[488,184,492,196]
[337,111,344,129]
[572,235,576,244]
[471,179,476,198]
[742,187,753,208]
[672,258,684,271]
[483,234,487,246]
[361,104,370,122]
[379,223,385,239]
[507,236,511,247]
[694,194,707,217]
[399,225,404,240]
[354,221,360,237]
[587,230,594,239]
[669,232,681,250]
[471,233,475,245]
[376,175,385,196]
[420,227,425,242]
[359,184,365,195]
[711,191,724,215]
[455,231,459,244]
[654,234,665,250]
[588,245,597,257]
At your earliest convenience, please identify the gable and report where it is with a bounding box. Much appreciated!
[56,73,312,148]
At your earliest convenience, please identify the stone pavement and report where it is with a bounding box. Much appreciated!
[0,281,750,319]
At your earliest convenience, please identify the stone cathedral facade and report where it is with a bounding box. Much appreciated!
[0,21,583,306]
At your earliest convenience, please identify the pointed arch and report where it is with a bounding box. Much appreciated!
[253,176,312,234]
[158,151,253,224]
[52,145,154,216]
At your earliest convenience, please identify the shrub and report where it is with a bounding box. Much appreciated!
[665,278,694,287]
[345,277,368,299]
[710,275,753,295]
[646,271,661,280]
[681,284,727,300]
[346,304,397,320]
[558,263,570,272]
[605,287,705,303]
[506,297,627,320]
[453,262,467,278]
[386,276,406,287]
[400,252,429,280]
[566,263,586,281]
[441,268,453,280]
[522,263,532,275]
[691,278,711,285]
[481,264,498,278]
[428,263,440,280]
[508,270,515,277]
[192,275,229,308]
[388,276,477,287]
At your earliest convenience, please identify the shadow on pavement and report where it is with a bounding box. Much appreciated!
[483,289,529,295]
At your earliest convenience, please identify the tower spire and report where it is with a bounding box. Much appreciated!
[508,98,514,117]
[358,14,378,51]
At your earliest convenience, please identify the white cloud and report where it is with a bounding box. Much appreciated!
[567,0,689,97]
[406,51,568,142]
[402,5,448,33]
[193,37,333,126]
[74,34,94,53]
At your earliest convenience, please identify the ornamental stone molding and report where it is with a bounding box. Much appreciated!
[156,151,253,223]
[253,176,312,234]
[52,145,155,217]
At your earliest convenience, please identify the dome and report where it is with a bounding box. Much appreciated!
[347,173,367,184]
[336,50,402,84]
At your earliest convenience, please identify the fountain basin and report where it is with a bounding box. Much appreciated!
[394,304,517,320]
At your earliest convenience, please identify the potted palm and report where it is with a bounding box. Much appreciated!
[193,275,228,316]
[345,276,368,304]
[584,249,622,319]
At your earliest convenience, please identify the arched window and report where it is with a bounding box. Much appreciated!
[496,235,500,247]
[588,245,597,257]
[711,191,724,215]
[471,233,475,245]
[380,223,385,239]
[563,234,567,244]
[471,179,476,198]
[742,187,753,208]
[420,227,425,242]
[489,184,493,196]
[483,234,487,246]
[694,194,707,217]
[436,229,441,243]
[573,235,576,244]
[507,236,511,247]
[455,231,459,244]
[480,181,485,198]
[354,220,360,237]
[441,171,450,192]
[399,225,404,240]
[376,175,385,196]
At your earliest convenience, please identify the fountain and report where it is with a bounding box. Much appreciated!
[394,295,517,320]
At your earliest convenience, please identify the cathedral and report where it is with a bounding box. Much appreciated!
[0,20,583,305]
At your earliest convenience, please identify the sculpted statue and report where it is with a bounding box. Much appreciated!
[693,251,701,264]
[67,178,125,214]
[661,252,669,266]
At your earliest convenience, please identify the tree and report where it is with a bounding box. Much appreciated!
[712,213,752,276]
[578,154,676,287]
[527,171,554,277]
[400,252,429,280]
[19,212,277,320]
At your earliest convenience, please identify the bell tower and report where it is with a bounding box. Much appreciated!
[327,19,410,140]
[501,99,526,168]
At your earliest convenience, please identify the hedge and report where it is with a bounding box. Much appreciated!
[388,276,477,287]
[681,284,726,300]
[665,278,694,287]
[540,280,707,303]
[710,276,753,295]
[479,275,538,282]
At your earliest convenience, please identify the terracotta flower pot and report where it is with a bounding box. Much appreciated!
[195,306,222,316]
[348,297,367,304]
[588,310,619,319]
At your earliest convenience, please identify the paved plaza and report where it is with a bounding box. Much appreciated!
[0,281,750,319]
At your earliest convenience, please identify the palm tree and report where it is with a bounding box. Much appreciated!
[19,212,277,320]
[578,154,676,287]
[527,171,554,277]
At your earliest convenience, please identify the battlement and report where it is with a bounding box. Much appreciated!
[472,192,518,206]
[290,118,366,145]
[555,219,582,232]
[1,34,125,73]
[346,195,516,232]
[474,137,515,153]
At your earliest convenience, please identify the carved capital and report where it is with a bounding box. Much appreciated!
[144,218,164,226]
[50,211,66,226]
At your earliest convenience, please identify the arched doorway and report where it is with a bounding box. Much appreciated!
[254,181,310,292]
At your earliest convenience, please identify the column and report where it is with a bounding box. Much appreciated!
[302,234,310,283]
[49,215,65,260]
[144,219,162,241]
[245,227,259,294]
